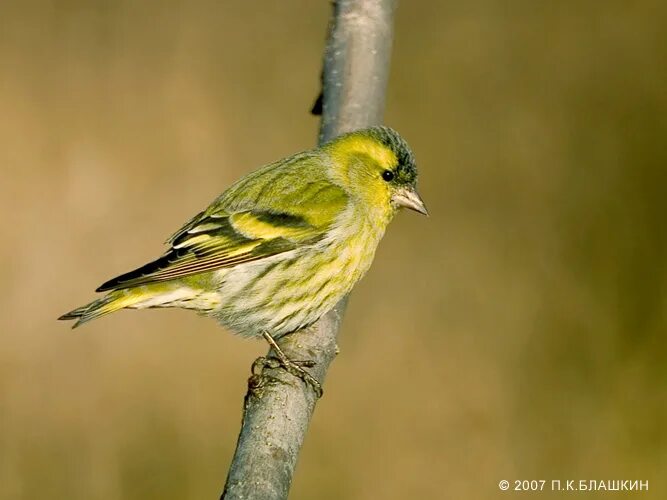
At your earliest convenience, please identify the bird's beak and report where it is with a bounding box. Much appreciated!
[392,187,429,216]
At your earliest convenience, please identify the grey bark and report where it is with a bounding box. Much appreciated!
[221,1,396,499]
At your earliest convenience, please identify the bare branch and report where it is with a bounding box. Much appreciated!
[221,2,396,498]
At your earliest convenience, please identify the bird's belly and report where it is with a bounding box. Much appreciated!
[211,237,376,338]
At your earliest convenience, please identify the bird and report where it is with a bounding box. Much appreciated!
[60,126,427,393]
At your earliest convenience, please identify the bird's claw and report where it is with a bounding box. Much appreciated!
[276,356,323,398]
[251,355,322,398]
[258,331,323,397]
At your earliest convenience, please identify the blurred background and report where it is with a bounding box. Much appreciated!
[1,1,665,498]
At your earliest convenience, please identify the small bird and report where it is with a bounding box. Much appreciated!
[60,126,426,392]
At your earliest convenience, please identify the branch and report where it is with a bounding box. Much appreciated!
[221,2,396,499]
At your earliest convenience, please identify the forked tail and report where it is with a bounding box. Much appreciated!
[59,284,215,328]
[59,289,151,328]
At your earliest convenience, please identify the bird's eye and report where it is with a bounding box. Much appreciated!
[381,170,395,182]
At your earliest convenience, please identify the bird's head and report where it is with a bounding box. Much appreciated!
[326,126,428,218]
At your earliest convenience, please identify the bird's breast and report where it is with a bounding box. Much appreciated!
[210,204,389,337]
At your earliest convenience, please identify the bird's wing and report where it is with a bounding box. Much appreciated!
[97,181,349,291]
[167,152,345,244]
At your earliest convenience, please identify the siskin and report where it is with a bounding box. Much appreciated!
[60,126,426,391]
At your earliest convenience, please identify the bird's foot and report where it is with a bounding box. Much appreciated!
[255,332,323,398]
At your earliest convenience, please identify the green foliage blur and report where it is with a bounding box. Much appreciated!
[0,1,664,498]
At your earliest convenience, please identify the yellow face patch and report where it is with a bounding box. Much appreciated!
[324,134,398,217]
[325,134,399,191]
[334,135,398,172]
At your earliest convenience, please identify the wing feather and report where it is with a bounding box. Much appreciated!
[98,211,321,291]
[98,157,349,292]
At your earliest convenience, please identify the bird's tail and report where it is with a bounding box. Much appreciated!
[58,288,156,328]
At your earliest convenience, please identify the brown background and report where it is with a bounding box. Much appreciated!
[1,1,665,499]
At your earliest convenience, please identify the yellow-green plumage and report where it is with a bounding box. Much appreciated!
[60,126,427,336]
